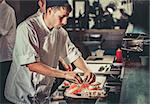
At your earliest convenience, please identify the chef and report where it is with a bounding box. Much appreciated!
[0,0,16,103]
[4,0,96,103]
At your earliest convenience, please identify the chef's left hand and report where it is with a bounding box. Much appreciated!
[83,71,96,84]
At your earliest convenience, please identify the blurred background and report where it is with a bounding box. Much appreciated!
[6,0,149,63]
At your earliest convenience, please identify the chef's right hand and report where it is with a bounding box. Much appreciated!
[64,71,83,84]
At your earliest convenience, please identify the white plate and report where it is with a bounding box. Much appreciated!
[64,89,107,99]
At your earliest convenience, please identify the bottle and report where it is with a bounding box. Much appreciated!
[116,48,123,63]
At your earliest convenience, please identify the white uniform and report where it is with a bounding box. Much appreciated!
[0,0,16,62]
[4,14,81,104]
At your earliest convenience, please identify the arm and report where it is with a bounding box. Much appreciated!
[60,31,95,84]
[27,62,66,78]
[0,7,16,38]
[7,9,16,45]
[27,62,82,83]
[73,57,96,84]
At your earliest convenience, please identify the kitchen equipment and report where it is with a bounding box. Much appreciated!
[74,63,112,74]
[116,48,123,63]
[95,49,105,57]
[122,33,144,52]
[64,88,107,99]
[86,55,115,64]
[121,33,149,60]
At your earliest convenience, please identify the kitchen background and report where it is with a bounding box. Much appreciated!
[1,0,149,104]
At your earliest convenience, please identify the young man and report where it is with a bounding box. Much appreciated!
[0,0,16,103]
[32,0,72,71]
[4,0,95,103]
[34,0,74,95]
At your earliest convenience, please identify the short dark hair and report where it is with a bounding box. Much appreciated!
[46,0,72,12]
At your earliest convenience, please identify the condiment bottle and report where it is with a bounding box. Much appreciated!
[116,48,123,63]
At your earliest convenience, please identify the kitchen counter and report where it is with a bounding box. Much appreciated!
[51,58,149,104]
[120,60,149,104]
[51,55,123,104]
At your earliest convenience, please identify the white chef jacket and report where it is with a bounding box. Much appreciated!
[0,0,16,62]
[5,14,81,103]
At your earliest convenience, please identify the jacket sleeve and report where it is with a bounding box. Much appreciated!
[14,23,40,65]
[60,30,82,64]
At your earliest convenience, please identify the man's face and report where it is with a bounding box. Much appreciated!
[46,7,70,28]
